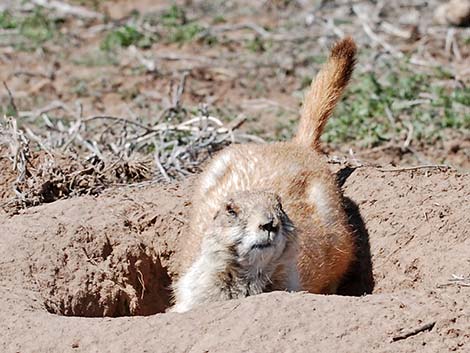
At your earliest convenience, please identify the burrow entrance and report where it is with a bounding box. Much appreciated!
[30,223,175,317]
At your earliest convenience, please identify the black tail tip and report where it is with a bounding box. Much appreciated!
[330,37,357,60]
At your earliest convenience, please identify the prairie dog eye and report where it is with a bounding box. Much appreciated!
[225,202,239,217]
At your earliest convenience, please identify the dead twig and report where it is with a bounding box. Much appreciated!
[380,22,413,39]
[128,46,157,72]
[392,322,436,342]
[437,274,470,288]
[3,81,17,116]
[31,0,103,20]
[154,148,171,183]
[208,22,271,38]
[352,5,404,59]
[18,100,77,120]
[378,165,450,173]
[448,274,470,286]
[82,115,156,133]
[136,269,146,300]
[172,72,188,109]
[23,126,54,158]
[403,123,413,150]
[154,52,213,63]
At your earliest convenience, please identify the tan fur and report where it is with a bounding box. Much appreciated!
[174,38,357,310]
[294,37,356,150]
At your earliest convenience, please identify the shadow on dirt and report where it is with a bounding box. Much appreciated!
[336,167,375,296]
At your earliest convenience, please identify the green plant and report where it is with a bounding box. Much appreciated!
[72,50,119,66]
[0,11,17,29]
[167,22,203,43]
[0,103,18,117]
[212,15,226,24]
[0,9,67,49]
[20,10,58,43]
[156,5,204,44]
[70,78,88,97]
[161,5,186,26]
[101,25,152,51]
[246,36,266,53]
[322,64,470,147]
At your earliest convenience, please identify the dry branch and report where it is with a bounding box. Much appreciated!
[378,165,451,173]
[392,322,436,342]
[1,101,261,211]
[31,0,103,19]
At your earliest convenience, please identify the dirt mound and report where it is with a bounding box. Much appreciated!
[342,167,469,293]
[0,167,469,352]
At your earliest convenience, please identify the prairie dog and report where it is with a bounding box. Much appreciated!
[171,191,297,313]
[173,38,357,312]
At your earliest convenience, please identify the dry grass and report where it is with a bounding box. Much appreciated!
[0,102,259,211]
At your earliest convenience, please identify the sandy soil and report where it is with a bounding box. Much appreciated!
[1,166,468,352]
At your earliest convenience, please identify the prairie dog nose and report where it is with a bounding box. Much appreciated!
[260,219,279,233]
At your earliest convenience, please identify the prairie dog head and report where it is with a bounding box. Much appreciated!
[210,191,296,270]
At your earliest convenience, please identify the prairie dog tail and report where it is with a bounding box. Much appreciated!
[294,37,356,150]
